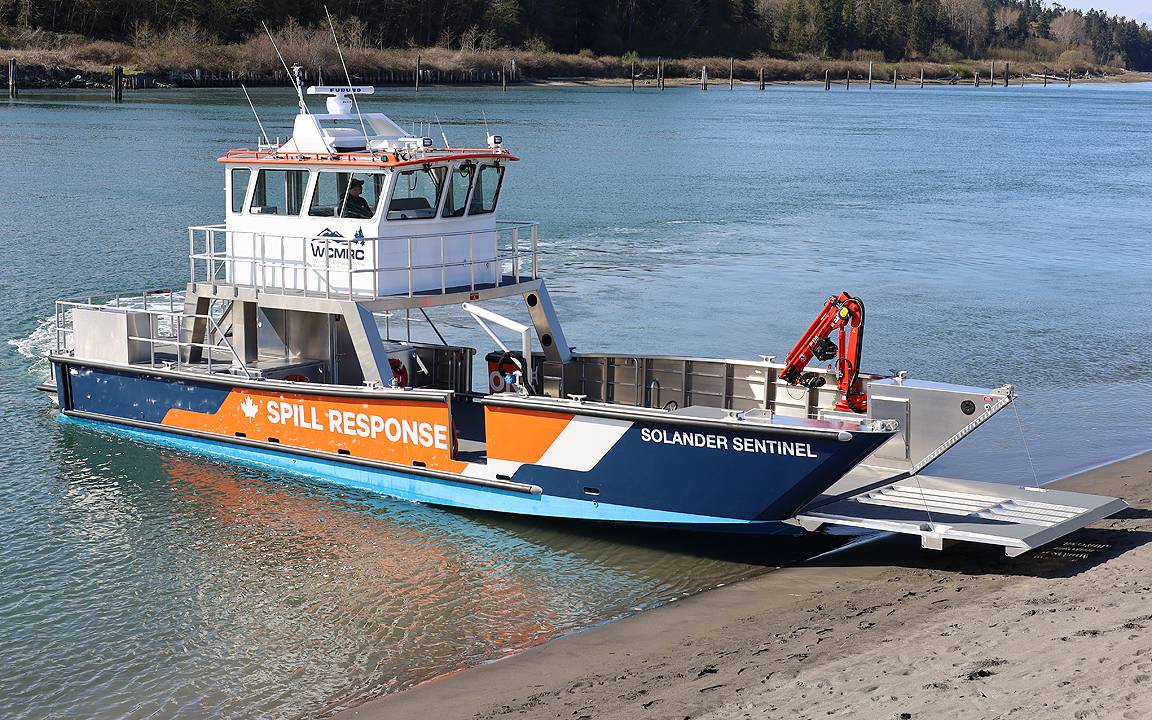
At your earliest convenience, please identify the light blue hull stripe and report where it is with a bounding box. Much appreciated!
[62,416,796,531]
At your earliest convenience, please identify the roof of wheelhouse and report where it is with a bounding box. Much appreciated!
[217,148,517,169]
[218,84,518,169]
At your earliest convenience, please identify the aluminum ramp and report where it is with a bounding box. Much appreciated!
[794,475,1127,557]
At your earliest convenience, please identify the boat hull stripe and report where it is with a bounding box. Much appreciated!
[60,414,801,529]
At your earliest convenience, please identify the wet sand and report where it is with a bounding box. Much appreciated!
[333,452,1152,720]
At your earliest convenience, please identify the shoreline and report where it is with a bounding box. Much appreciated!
[333,449,1151,719]
[11,75,1152,91]
[5,54,1150,92]
[9,73,1152,95]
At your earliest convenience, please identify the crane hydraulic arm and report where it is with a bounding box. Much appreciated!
[780,292,868,413]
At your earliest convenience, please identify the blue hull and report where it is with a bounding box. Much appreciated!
[60,415,804,533]
[52,360,895,530]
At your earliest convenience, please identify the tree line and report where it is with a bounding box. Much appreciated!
[3,0,1151,70]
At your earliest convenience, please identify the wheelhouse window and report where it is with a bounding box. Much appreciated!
[441,163,474,218]
[309,172,385,219]
[250,169,308,215]
[467,164,504,216]
[387,166,446,220]
[230,168,251,213]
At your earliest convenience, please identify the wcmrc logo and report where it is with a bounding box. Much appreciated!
[310,228,367,261]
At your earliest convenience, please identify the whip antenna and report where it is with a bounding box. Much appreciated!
[435,115,450,148]
[324,6,372,153]
[240,84,270,145]
[262,22,307,114]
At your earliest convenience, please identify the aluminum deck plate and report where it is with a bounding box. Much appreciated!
[795,475,1127,556]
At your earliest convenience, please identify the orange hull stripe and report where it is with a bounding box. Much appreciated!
[483,405,573,464]
[162,388,468,473]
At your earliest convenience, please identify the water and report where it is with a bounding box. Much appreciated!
[2,82,1151,719]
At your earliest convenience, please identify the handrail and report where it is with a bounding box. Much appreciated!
[186,221,542,300]
[187,219,536,242]
[54,292,253,379]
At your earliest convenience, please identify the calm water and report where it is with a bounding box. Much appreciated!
[2,82,1151,719]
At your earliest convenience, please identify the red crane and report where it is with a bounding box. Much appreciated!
[780,292,868,413]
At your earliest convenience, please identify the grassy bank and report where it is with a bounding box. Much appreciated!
[1,25,1135,89]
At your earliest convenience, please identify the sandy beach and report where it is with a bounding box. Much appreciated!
[334,451,1152,720]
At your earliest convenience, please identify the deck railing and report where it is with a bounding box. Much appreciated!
[54,289,251,377]
[188,221,540,300]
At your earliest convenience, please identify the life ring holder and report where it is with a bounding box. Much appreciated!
[492,350,534,396]
[388,358,409,388]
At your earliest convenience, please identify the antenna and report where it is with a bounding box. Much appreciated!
[436,115,450,148]
[262,21,307,114]
[240,84,270,145]
[325,6,371,153]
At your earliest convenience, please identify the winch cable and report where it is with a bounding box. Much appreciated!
[1012,399,1042,488]
[908,462,938,537]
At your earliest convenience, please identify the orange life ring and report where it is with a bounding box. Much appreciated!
[388,358,409,387]
[487,355,522,393]
[284,373,309,382]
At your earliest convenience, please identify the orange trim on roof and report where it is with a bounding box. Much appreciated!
[216,148,518,168]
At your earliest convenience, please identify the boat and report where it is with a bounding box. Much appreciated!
[39,71,1126,553]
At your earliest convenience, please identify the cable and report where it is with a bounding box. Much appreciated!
[1012,399,1041,487]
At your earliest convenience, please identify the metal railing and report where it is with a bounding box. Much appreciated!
[535,353,888,418]
[54,289,252,378]
[55,288,183,354]
[188,221,540,301]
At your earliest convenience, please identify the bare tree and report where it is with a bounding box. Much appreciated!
[1050,12,1087,46]
[941,0,989,53]
[994,6,1020,33]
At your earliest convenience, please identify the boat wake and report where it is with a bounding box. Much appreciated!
[9,313,57,381]
[10,291,187,382]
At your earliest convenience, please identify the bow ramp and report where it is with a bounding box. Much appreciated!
[792,379,1127,556]
[795,476,1126,557]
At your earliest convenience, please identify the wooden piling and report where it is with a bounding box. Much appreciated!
[501,64,507,91]
[7,57,15,99]
[974,72,980,88]
[701,65,707,90]
[630,60,635,91]
[1004,61,1009,87]
[893,66,898,88]
[111,65,123,102]
[867,61,873,89]
[824,69,830,91]
[1043,69,1047,86]
[657,57,664,90]
[759,66,765,90]
[990,60,995,85]
[1067,68,1072,87]
[920,66,925,88]
[845,69,850,90]
[415,54,421,91]
[729,58,734,90]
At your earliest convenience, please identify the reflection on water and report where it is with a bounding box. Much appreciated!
[1,422,827,720]
[2,83,1151,719]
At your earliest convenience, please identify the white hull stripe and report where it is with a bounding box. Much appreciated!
[535,414,633,472]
